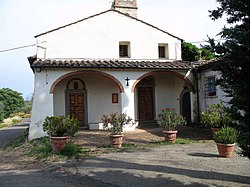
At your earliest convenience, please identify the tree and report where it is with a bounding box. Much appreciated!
[0,88,24,119]
[209,0,250,157]
[0,101,4,122]
[182,41,215,61]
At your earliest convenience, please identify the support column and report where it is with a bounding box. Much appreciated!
[29,71,54,140]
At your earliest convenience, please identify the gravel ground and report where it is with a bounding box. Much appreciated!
[76,142,250,187]
[0,126,249,186]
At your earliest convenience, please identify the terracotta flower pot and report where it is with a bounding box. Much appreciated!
[163,131,178,143]
[216,143,235,158]
[109,134,123,149]
[50,136,68,153]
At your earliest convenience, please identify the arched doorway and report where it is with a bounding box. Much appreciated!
[137,76,155,125]
[65,78,87,128]
[180,89,191,125]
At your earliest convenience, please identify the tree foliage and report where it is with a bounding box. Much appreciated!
[209,0,250,158]
[181,42,215,61]
[0,88,24,120]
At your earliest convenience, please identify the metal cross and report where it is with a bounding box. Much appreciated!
[125,77,130,86]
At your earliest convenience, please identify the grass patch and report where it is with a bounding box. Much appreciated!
[118,143,138,152]
[29,137,53,159]
[5,129,90,159]
[151,138,193,146]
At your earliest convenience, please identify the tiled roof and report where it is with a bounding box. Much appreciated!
[29,58,191,70]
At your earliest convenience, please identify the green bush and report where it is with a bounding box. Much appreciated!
[201,103,232,128]
[158,108,186,131]
[214,126,239,144]
[23,114,31,118]
[43,116,80,137]
[60,141,83,157]
[0,88,24,119]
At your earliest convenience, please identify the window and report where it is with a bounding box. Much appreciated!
[205,76,217,97]
[119,42,130,58]
[158,44,169,59]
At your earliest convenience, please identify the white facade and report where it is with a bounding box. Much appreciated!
[28,4,201,140]
[36,10,181,60]
[198,69,230,112]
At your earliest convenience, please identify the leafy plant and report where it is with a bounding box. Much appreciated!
[214,126,239,144]
[208,0,250,158]
[201,102,232,128]
[158,108,186,131]
[101,113,132,135]
[0,88,24,119]
[60,141,83,158]
[43,116,80,137]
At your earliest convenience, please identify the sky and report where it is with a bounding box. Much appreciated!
[0,0,227,99]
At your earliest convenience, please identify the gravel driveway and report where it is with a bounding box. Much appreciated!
[76,142,250,187]
[0,126,249,186]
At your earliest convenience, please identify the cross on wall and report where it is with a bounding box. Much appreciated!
[125,77,130,86]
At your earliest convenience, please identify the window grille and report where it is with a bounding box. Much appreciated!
[119,45,129,57]
[204,76,216,97]
[158,44,169,59]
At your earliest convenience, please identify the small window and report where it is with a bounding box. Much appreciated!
[205,76,217,97]
[158,44,169,59]
[119,42,130,58]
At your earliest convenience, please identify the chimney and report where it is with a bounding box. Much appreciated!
[112,0,138,18]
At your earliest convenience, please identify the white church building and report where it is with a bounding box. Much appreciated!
[28,0,226,140]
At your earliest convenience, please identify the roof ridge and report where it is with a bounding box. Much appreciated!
[35,9,182,40]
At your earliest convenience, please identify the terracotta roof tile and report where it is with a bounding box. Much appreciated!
[30,59,191,70]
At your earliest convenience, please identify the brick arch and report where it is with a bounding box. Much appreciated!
[50,70,124,93]
[131,70,195,93]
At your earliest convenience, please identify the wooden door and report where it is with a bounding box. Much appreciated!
[138,87,154,121]
[181,92,191,125]
[69,93,84,127]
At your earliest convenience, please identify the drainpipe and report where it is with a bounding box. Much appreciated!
[193,68,200,126]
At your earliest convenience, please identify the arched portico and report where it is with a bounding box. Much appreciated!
[133,70,195,126]
[50,70,124,94]
[131,70,194,93]
[51,70,124,128]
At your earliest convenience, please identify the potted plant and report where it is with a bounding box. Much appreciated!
[43,116,80,153]
[201,103,232,136]
[158,108,186,143]
[101,113,132,148]
[214,126,239,158]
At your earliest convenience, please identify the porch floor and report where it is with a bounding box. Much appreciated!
[73,126,213,147]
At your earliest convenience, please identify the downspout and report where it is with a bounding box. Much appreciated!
[193,68,200,126]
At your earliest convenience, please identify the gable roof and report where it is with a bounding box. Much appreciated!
[35,9,182,40]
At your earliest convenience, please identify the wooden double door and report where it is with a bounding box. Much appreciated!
[68,93,85,127]
[138,87,154,121]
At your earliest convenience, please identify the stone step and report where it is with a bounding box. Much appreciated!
[139,120,159,127]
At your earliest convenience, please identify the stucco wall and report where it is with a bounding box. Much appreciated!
[36,11,181,60]
[199,69,230,112]
[53,73,121,124]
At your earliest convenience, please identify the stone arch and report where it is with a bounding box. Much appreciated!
[50,70,124,93]
[131,70,195,93]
